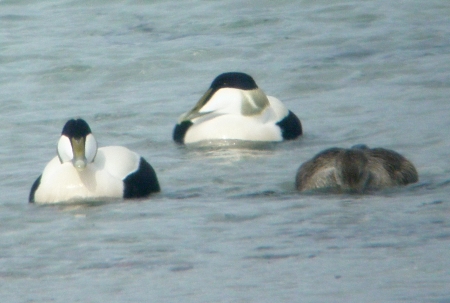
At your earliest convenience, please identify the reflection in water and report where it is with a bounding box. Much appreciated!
[181,140,279,162]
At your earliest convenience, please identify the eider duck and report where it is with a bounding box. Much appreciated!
[29,118,160,203]
[295,144,418,193]
[173,72,302,144]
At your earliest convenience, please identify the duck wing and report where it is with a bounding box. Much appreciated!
[296,148,343,191]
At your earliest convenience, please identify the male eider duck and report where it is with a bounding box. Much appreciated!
[173,72,302,144]
[29,119,160,203]
[295,144,418,193]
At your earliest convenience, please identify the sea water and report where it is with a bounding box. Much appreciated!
[0,0,449,302]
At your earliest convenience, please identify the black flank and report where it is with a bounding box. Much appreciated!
[123,158,160,199]
[29,175,42,203]
[276,111,302,140]
[173,121,193,144]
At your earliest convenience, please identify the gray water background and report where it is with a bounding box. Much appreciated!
[1,0,450,302]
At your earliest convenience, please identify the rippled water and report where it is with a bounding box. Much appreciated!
[1,0,450,302]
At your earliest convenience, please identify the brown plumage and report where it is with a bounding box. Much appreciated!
[295,145,418,193]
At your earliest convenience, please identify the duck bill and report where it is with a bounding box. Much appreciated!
[180,88,214,122]
[71,137,87,171]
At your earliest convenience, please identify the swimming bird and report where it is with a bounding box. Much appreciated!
[173,72,302,144]
[295,144,418,193]
[29,119,160,203]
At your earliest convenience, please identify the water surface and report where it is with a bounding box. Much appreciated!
[1,0,449,302]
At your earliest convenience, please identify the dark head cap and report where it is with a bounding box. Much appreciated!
[61,119,92,138]
[210,72,258,91]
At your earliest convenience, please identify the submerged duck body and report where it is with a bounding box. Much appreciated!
[295,144,418,193]
[173,72,302,144]
[29,119,160,203]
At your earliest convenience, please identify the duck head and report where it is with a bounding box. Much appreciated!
[334,149,370,193]
[57,119,98,171]
[179,72,270,122]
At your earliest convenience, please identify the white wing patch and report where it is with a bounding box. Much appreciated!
[95,146,140,180]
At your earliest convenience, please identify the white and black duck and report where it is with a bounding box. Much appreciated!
[29,118,160,203]
[173,72,302,144]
